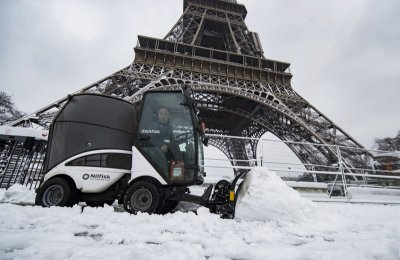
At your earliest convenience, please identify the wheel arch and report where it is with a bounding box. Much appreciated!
[128,176,163,187]
[41,174,78,192]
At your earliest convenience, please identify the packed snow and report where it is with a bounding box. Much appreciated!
[1,168,400,260]
[0,184,35,205]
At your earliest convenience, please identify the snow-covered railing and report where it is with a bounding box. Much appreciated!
[203,134,400,204]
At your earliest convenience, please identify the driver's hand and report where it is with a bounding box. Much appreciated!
[161,144,169,153]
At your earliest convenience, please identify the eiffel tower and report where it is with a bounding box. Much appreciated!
[10,0,367,172]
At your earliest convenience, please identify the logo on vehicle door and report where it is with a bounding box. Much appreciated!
[82,173,110,181]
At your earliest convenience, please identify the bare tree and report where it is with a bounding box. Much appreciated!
[374,131,400,151]
[0,91,25,125]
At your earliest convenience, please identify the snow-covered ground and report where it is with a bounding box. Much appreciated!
[1,168,400,260]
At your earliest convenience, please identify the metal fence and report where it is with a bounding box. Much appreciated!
[0,138,46,190]
[204,134,400,204]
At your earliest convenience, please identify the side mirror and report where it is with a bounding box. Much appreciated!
[202,136,209,146]
[197,121,208,146]
[198,121,206,134]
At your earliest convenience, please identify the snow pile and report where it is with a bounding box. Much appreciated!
[235,167,319,222]
[0,184,36,204]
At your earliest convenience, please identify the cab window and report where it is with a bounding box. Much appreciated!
[137,92,196,183]
[66,153,131,170]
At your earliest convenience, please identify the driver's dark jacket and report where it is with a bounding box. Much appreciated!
[144,120,173,148]
[144,121,175,161]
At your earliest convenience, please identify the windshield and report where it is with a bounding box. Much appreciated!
[137,92,197,184]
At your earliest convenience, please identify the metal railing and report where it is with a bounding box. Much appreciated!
[203,134,400,204]
[0,139,46,190]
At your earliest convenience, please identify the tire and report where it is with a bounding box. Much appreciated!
[35,178,77,207]
[123,181,160,214]
[156,200,179,214]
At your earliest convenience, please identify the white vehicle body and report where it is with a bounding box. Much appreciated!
[41,147,168,193]
[42,149,131,193]
[131,146,168,185]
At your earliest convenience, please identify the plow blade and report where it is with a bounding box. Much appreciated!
[207,171,253,219]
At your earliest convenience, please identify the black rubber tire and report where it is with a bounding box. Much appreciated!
[123,181,160,214]
[35,178,76,207]
[156,200,179,214]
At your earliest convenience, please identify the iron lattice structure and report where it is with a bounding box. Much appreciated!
[10,0,368,172]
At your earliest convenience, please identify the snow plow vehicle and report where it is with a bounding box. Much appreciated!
[35,86,248,218]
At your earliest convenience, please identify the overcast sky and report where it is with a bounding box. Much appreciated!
[1,0,399,148]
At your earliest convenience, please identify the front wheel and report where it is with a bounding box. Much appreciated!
[123,181,160,214]
[35,178,77,207]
